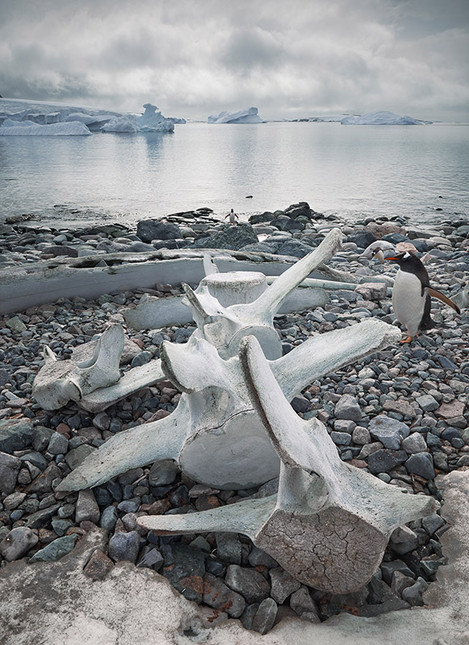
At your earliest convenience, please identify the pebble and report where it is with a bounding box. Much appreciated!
[29,534,78,562]
[225,564,271,604]
[108,530,141,563]
[0,526,39,561]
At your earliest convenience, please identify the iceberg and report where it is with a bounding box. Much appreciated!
[208,107,265,124]
[0,121,92,136]
[341,111,429,125]
[0,99,175,135]
[101,103,174,133]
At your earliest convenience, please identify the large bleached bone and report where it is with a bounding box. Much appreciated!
[32,324,125,410]
[58,318,401,492]
[138,336,438,594]
[184,228,343,360]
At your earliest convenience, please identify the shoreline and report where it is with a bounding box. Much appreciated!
[0,202,468,636]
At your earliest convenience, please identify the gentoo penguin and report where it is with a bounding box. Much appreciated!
[384,244,460,343]
[361,240,396,263]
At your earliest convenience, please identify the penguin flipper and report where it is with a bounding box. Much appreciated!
[428,288,461,314]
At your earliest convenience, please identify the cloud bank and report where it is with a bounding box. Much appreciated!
[0,0,468,121]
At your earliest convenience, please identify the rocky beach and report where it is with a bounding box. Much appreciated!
[0,203,468,641]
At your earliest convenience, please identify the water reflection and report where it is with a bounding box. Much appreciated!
[0,123,467,226]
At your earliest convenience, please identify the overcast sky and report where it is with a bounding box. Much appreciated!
[0,0,468,121]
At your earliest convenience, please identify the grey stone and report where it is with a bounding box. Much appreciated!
[137,220,182,242]
[368,415,410,449]
[83,549,114,580]
[148,460,179,487]
[65,444,96,470]
[193,223,259,251]
[416,395,439,412]
[216,533,242,565]
[108,531,141,564]
[161,544,206,603]
[0,527,39,561]
[26,462,61,494]
[401,433,428,454]
[269,567,301,604]
[6,316,27,332]
[47,432,69,455]
[252,598,278,635]
[422,514,445,536]
[100,505,119,532]
[381,560,416,585]
[29,534,78,563]
[334,419,356,434]
[248,546,278,568]
[0,418,33,453]
[290,586,319,617]
[352,426,371,445]
[51,519,73,537]
[203,573,246,618]
[92,412,111,431]
[367,449,407,474]
[20,451,48,471]
[23,504,61,529]
[402,578,428,606]
[0,451,21,494]
[137,547,164,571]
[117,499,140,514]
[32,426,54,452]
[405,453,435,480]
[331,431,352,446]
[130,351,152,368]
[334,394,362,423]
[389,526,419,554]
[75,489,100,524]
[391,571,415,597]
[3,491,26,511]
[225,564,271,604]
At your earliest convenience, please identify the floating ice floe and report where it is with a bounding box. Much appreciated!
[208,107,265,124]
[341,111,429,125]
[102,103,174,133]
[0,121,92,136]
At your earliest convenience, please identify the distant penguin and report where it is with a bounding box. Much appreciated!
[361,240,396,263]
[384,244,460,343]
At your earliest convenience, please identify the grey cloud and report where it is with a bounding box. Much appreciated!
[0,0,467,121]
[221,27,285,72]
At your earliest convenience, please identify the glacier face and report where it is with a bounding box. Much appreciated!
[341,111,429,125]
[208,107,265,124]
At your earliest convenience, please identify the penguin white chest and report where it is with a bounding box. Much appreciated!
[392,270,426,336]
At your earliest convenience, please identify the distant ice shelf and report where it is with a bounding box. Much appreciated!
[340,111,430,125]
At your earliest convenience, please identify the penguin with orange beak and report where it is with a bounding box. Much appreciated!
[384,243,460,343]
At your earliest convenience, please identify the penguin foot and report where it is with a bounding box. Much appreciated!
[399,335,413,344]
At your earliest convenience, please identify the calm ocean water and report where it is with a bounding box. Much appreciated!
[0,122,468,229]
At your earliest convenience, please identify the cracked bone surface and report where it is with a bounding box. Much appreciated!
[56,229,401,493]
[138,335,439,595]
[32,324,125,410]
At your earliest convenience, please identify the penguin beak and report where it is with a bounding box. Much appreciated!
[384,256,398,261]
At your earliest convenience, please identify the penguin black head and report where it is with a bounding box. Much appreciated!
[384,250,431,288]
[384,250,420,270]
